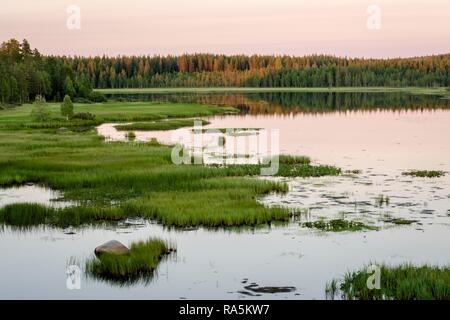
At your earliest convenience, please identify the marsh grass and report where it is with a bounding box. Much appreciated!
[86,238,173,285]
[0,101,341,228]
[115,119,210,131]
[325,279,338,300]
[330,264,450,300]
[0,203,124,228]
[277,155,311,165]
[302,219,378,232]
[0,203,53,227]
[402,170,446,178]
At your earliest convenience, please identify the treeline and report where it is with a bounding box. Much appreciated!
[0,39,104,105]
[1,38,449,105]
[68,52,449,88]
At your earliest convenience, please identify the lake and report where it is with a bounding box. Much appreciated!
[1,91,450,299]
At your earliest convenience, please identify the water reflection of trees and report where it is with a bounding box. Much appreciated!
[108,92,450,115]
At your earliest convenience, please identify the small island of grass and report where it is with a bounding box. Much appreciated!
[86,238,174,284]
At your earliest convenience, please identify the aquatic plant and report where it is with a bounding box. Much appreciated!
[277,155,311,165]
[383,217,418,225]
[328,263,450,300]
[375,194,390,207]
[325,279,338,299]
[302,219,378,232]
[402,170,446,178]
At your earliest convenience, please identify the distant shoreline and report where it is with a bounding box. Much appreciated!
[96,87,449,95]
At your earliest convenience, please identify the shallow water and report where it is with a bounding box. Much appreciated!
[2,219,450,299]
[98,109,450,172]
[0,185,73,209]
[2,91,450,299]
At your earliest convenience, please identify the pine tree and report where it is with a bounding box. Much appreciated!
[61,94,74,120]
[63,76,76,97]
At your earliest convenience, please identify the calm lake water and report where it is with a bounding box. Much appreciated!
[1,91,450,299]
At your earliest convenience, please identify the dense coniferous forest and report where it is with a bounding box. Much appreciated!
[1,38,449,105]
[0,39,103,106]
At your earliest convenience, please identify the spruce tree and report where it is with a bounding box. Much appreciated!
[61,94,74,120]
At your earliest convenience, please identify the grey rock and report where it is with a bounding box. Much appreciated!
[94,240,129,256]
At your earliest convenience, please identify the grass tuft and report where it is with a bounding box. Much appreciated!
[329,263,450,300]
[86,238,173,285]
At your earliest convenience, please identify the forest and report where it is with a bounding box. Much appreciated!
[1,38,449,105]
[0,39,104,106]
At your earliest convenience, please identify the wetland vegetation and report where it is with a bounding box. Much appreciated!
[86,238,173,284]
[327,264,450,300]
[0,100,342,228]
[402,170,446,178]
[302,219,378,232]
[2,38,450,299]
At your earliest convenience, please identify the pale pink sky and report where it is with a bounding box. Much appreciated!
[1,0,449,57]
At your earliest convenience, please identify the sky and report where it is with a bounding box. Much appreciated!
[1,0,449,58]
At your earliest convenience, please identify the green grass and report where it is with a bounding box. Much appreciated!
[115,119,210,131]
[0,101,342,228]
[0,101,238,127]
[277,155,311,165]
[302,219,378,232]
[0,203,125,228]
[0,203,54,227]
[329,263,450,300]
[86,238,172,284]
[402,170,446,178]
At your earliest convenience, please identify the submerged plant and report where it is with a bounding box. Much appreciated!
[375,194,390,207]
[383,217,418,225]
[302,219,378,232]
[402,170,446,178]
